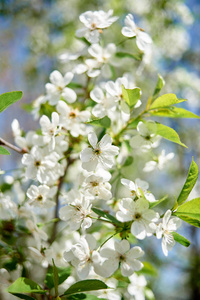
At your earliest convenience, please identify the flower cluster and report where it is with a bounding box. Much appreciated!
[0,8,197,300]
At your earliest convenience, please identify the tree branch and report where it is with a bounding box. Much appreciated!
[0,137,27,154]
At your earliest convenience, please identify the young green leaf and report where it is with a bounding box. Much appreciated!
[149,93,185,110]
[152,74,165,99]
[156,122,187,147]
[67,293,107,300]
[0,146,10,155]
[121,85,141,108]
[7,277,46,294]
[172,232,190,247]
[86,116,111,128]
[177,159,198,205]
[116,52,142,61]
[45,266,71,289]
[137,261,158,277]
[64,280,108,296]
[174,198,200,227]
[92,207,121,225]
[149,107,200,119]
[0,91,23,113]
[149,195,168,209]
[52,259,59,297]
[6,293,35,300]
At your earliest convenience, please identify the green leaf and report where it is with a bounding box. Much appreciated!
[174,198,200,227]
[149,195,168,208]
[149,107,200,119]
[156,122,187,147]
[53,259,59,297]
[45,266,71,289]
[121,85,141,108]
[67,293,107,300]
[145,288,155,300]
[0,91,23,113]
[150,93,185,110]
[0,146,10,155]
[64,280,108,296]
[92,207,121,225]
[152,74,165,99]
[115,52,142,61]
[172,232,190,247]
[177,159,198,205]
[7,293,35,300]
[123,156,134,167]
[7,277,46,295]
[86,116,111,128]
[138,262,158,277]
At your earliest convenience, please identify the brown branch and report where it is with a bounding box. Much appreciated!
[0,137,27,154]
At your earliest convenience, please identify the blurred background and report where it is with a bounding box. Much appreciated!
[0,0,200,299]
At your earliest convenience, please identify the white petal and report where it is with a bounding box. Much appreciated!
[50,70,65,87]
[62,87,77,103]
[88,132,98,148]
[63,72,74,85]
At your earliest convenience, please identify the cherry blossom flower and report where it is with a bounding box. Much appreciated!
[156,210,182,256]
[59,194,93,231]
[45,70,77,105]
[63,235,101,279]
[56,100,90,137]
[90,86,116,118]
[143,150,175,172]
[121,178,156,202]
[130,121,160,151]
[0,193,17,220]
[22,146,64,184]
[76,10,118,43]
[116,198,159,239]
[26,184,55,208]
[121,14,152,51]
[127,273,147,300]
[40,112,60,151]
[100,239,144,277]
[81,174,112,200]
[80,132,119,172]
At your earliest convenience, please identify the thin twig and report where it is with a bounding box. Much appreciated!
[0,137,27,154]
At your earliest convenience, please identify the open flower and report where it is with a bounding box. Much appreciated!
[76,10,118,43]
[156,210,182,256]
[116,198,159,239]
[26,184,55,208]
[59,194,93,231]
[121,178,156,202]
[80,132,119,171]
[45,70,77,105]
[40,112,60,151]
[122,14,152,51]
[100,239,144,277]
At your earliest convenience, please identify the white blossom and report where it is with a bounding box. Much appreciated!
[80,132,119,172]
[127,273,147,300]
[143,150,175,172]
[121,178,156,202]
[116,198,159,239]
[26,184,55,208]
[100,239,144,277]
[63,235,100,279]
[81,174,112,200]
[45,70,77,105]
[156,210,182,256]
[130,121,160,151]
[76,10,118,43]
[59,193,93,231]
[122,14,152,51]
[56,100,90,137]
[40,112,60,151]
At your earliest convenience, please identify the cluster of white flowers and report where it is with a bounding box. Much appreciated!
[0,8,188,300]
